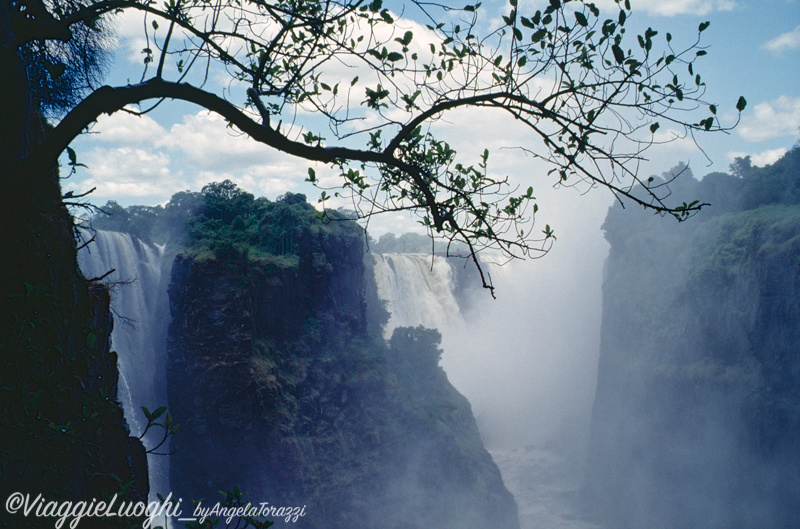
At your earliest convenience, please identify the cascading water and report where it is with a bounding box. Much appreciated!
[372,251,604,529]
[74,234,601,529]
[77,229,171,503]
[372,253,464,336]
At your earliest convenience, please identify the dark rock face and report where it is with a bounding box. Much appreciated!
[586,194,800,528]
[0,105,148,526]
[167,230,518,529]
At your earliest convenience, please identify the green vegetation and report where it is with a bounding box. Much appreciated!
[6,0,748,301]
[599,147,800,383]
[93,191,203,246]
[735,147,800,209]
[692,204,800,283]
[388,326,443,377]
[371,231,470,256]
[92,180,364,266]
[157,183,513,526]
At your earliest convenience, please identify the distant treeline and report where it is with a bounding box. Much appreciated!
[88,179,471,258]
[89,180,361,263]
[602,145,800,240]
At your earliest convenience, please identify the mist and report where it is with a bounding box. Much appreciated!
[72,149,800,529]
[440,187,610,453]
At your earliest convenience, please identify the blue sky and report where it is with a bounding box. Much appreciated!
[64,0,800,237]
[60,0,800,445]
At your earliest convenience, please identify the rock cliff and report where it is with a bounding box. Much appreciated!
[1,111,148,528]
[166,195,518,529]
[586,150,800,528]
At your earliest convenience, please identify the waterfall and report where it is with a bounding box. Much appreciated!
[372,253,464,336]
[373,251,604,529]
[77,229,170,503]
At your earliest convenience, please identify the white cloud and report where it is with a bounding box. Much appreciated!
[85,147,172,180]
[63,146,179,198]
[737,96,800,142]
[107,10,151,65]
[156,111,317,190]
[593,0,736,16]
[763,25,800,54]
[156,112,274,170]
[89,111,166,144]
[727,147,788,167]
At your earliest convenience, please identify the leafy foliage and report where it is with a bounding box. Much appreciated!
[15,0,113,119]
[370,231,465,255]
[9,0,746,295]
[92,180,364,266]
[91,191,204,245]
[736,146,800,210]
[603,147,800,246]
[388,326,444,385]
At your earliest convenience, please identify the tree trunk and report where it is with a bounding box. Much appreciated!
[0,8,149,525]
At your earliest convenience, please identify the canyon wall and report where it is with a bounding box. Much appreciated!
[586,150,800,529]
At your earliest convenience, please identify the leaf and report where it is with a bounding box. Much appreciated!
[698,21,710,32]
[85,332,97,349]
[736,96,747,112]
[650,122,660,133]
[397,31,413,46]
[386,52,403,62]
[575,12,588,27]
[66,146,78,165]
[611,44,624,64]
[531,28,547,43]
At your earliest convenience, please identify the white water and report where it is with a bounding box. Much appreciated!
[77,229,171,503]
[372,252,604,529]
[373,253,464,336]
[75,232,603,528]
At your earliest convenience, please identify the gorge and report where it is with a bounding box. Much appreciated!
[76,147,800,529]
[78,192,519,529]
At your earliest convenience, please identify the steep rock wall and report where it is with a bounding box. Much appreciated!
[586,194,800,529]
[167,229,518,528]
[0,109,148,526]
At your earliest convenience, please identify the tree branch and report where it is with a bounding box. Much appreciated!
[28,77,448,229]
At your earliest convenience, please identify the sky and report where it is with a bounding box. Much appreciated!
[62,0,800,239]
[59,0,800,452]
